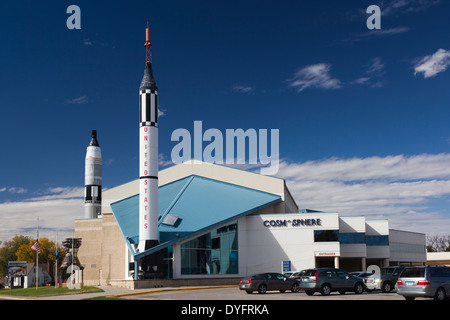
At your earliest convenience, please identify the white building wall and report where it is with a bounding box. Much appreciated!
[241,213,340,274]
[339,216,367,258]
[389,229,426,264]
[366,220,390,260]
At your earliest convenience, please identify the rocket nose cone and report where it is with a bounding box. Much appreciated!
[89,130,100,147]
[140,63,158,90]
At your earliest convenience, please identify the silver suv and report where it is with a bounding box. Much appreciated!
[300,268,365,296]
[397,266,450,300]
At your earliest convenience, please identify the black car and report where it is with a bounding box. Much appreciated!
[239,272,300,294]
[380,266,407,292]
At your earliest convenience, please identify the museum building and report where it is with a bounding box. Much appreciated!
[75,161,426,287]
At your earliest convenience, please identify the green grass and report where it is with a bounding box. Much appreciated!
[0,286,104,297]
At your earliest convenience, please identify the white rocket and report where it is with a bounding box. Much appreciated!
[84,130,102,219]
[138,25,159,253]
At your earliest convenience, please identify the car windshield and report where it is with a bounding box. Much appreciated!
[400,268,425,278]
[356,272,373,277]
[302,270,317,276]
[381,268,395,276]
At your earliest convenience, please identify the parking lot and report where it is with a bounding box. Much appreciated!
[123,286,411,300]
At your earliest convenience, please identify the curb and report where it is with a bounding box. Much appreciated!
[109,285,239,298]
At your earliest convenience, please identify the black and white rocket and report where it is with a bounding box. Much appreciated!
[84,130,102,219]
[138,25,159,253]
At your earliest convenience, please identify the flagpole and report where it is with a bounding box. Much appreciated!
[71,231,74,287]
[55,231,58,288]
[36,216,39,290]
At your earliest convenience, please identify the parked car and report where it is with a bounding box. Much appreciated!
[380,266,407,292]
[239,272,300,294]
[350,271,381,292]
[300,268,365,296]
[289,270,306,281]
[397,266,450,300]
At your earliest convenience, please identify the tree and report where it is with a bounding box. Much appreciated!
[0,235,33,277]
[426,235,450,252]
[16,237,66,265]
[0,235,67,278]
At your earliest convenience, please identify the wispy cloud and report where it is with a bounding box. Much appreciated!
[67,95,88,105]
[83,38,95,46]
[232,84,254,93]
[381,0,441,16]
[1,187,27,195]
[352,57,386,88]
[288,63,342,92]
[0,187,27,194]
[414,48,450,78]
[341,26,410,45]
[347,0,441,20]
[159,153,173,168]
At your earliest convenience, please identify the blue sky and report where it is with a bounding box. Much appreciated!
[1,0,450,243]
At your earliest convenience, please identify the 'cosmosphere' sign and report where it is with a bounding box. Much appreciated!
[263,218,322,227]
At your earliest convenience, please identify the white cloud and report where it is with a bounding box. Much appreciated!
[414,48,450,78]
[288,63,342,92]
[67,95,88,105]
[381,0,441,16]
[232,84,254,93]
[341,27,410,45]
[0,186,27,194]
[3,154,450,242]
[0,187,84,243]
[237,153,450,236]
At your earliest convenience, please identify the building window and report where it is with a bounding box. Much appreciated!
[314,230,339,242]
[366,235,389,246]
[390,242,425,253]
[339,233,366,244]
[181,223,238,275]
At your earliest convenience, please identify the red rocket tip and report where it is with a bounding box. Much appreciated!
[144,22,152,64]
[144,24,151,47]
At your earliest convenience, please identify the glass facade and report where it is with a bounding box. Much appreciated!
[339,232,366,244]
[181,223,238,275]
[366,235,389,246]
[314,230,339,242]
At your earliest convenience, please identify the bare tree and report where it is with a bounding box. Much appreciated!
[427,235,450,252]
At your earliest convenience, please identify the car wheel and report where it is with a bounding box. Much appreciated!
[355,283,364,294]
[291,283,300,293]
[305,290,314,296]
[381,282,392,293]
[258,284,267,294]
[321,284,331,296]
[434,288,446,301]
[245,290,253,294]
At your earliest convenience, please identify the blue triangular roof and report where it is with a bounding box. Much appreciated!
[110,175,281,258]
